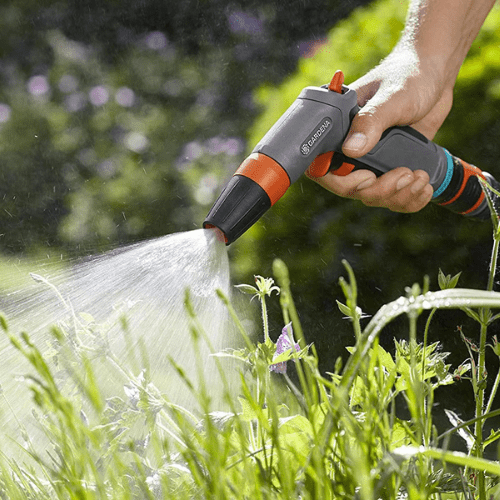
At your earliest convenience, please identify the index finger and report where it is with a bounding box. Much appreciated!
[307,168,377,198]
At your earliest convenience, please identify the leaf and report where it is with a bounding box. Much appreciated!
[336,300,352,317]
[448,272,462,289]
[392,445,500,476]
[461,307,482,323]
[438,269,462,290]
[279,414,313,434]
[29,272,45,283]
[484,428,500,449]
[238,396,267,422]
[269,345,309,365]
[376,344,396,371]
[349,375,367,409]
[257,339,276,362]
[210,348,251,365]
[277,415,314,466]
[207,411,236,431]
[489,312,500,324]
[0,314,8,332]
[390,419,413,449]
[234,284,258,295]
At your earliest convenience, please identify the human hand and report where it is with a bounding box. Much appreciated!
[310,51,453,212]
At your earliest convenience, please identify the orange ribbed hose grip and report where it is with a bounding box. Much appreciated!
[235,153,290,206]
[438,159,485,207]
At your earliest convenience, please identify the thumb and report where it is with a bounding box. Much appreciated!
[342,107,390,158]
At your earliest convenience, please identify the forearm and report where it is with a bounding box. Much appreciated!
[399,0,496,85]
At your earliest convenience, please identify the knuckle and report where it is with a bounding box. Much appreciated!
[414,169,430,182]
[398,167,414,176]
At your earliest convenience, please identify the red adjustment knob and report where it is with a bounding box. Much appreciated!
[328,70,344,93]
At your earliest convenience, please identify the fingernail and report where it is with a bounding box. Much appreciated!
[396,175,413,191]
[344,132,367,153]
[356,177,376,190]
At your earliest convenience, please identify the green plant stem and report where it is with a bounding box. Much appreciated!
[156,420,187,448]
[488,228,500,293]
[485,367,500,415]
[474,321,487,500]
[260,296,270,344]
[473,229,500,500]
[422,308,436,376]
[407,310,422,430]
[273,258,305,344]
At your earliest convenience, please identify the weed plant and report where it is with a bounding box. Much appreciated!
[3,185,500,498]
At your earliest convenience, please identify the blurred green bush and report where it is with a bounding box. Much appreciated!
[0,0,371,253]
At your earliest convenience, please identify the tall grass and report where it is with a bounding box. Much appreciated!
[2,185,500,498]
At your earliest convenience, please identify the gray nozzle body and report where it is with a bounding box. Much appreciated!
[253,85,358,183]
[203,85,359,244]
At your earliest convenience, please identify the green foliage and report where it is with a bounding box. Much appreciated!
[0,28,239,250]
[3,241,500,498]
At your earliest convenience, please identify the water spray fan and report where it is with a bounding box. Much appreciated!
[203,70,500,245]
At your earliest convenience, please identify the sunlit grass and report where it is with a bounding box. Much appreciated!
[1,184,500,498]
[2,247,500,499]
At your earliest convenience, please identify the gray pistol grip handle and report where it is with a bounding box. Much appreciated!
[330,126,448,190]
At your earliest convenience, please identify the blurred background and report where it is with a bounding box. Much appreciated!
[1,0,500,423]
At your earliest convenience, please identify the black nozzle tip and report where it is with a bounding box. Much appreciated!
[203,175,271,245]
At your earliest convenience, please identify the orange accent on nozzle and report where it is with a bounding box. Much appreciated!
[235,153,290,206]
[331,161,356,176]
[328,70,345,93]
[438,159,486,207]
[306,151,334,178]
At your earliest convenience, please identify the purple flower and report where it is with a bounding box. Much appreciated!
[270,323,301,374]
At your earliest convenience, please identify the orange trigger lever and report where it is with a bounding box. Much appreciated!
[328,70,344,94]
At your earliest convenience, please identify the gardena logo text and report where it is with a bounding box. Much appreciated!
[300,118,332,155]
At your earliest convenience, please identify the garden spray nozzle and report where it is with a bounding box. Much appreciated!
[203,153,293,244]
[203,71,354,244]
[203,70,500,245]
